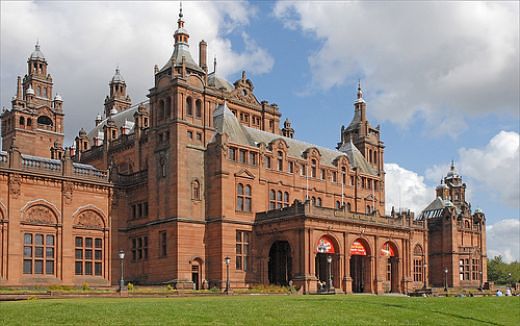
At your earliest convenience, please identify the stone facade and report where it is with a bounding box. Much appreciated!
[0,9,486,293]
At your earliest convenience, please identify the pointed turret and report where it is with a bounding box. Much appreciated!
[104,67,131,117]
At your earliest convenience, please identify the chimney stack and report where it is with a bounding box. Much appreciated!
[199,40,207,72]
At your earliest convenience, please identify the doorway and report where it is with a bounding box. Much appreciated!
[192,264,200,290]
[268,241,292,286]
[350,239,370,293]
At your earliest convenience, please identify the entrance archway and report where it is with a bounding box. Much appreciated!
[315,236,339,291]
[268,241,292,286]
[350,239,371,293]
[381,241,399,293]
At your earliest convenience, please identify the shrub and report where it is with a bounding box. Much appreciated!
[127,282,134,291]
[166,284,174,291]
[82,283,90,291]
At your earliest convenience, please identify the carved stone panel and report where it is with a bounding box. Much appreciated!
[63,182,73,205]
[23,205,57,225]
[9,174,21,199]
[75,210,104,228]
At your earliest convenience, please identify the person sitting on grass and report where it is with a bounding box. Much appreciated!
[496,289,503,296]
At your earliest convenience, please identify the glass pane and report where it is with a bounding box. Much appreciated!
[46,260,54,275]
[24,246,32,258]
[23,260,32,274]
[46,235,54,246]
[85,249,92,260]
[95,238,102,248]
[244,232,250,242]
[24,233,32,245]
[75,237,83,247]
[245,198,251,212]
[95,263,102,276]
[85,262,92,275]
[75,262,83,275]
[35,247,44,258]
[75,249,83,259]
[85,238,93,248]
[35,234,44,245]
[236,256,242,270]
[34,260,43,274]
[95,250,102,260]
[236,244,242,254]
[46,248,54,258]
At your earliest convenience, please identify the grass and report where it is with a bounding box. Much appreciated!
[0,295,519,325]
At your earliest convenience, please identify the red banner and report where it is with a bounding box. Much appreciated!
[380,242,395,257]
[316,237,335,253]
[350,241,367,256]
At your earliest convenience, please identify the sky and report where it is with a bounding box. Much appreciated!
[1,1,519,262]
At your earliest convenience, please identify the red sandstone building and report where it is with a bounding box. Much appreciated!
[0,9,487,293]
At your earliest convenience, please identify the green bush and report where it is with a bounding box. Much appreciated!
[127,282,134,291]
[81,283,90,291]
[166,284,174,291]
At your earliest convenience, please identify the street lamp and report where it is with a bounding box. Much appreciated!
[118,250,125,292]
[444,267,448,292]
[224,256,231,294]
[327,255,333,292]
[508,272,512,287]
[479,271,483,291]
[423,263,428,289]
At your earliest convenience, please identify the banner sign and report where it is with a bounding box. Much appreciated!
[317,237,335,253]
[380,242,395,257]
[350,241,367,256]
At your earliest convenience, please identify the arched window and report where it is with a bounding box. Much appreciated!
[335,201,341,209]
[192,180,200,200]
[366,205,371,214]
[311,159,317,178]
[341,167,347,185]
[311,196,316,205]
[37,86,42,96]
[158,100,165,120]
[244,185,252,212]
[37,116,53,126]
[195,99,202,118]
[413,244,423,256]
[27,118,32,126]
[413,244,424,282]
[269,190,276,210]
[316,197,322,207]
[283,192,289,207]
[277,151,283,171]
[277,191,283,209]
[464,220,470,228]
[237,183,244,211]
[347,203,352,212]
[186,97,193,116]
[165,97,171,119]
[19,116,25,126]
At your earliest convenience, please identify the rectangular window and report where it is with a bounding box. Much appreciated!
[332,172,337,183]
[264,156,271,169]
[239,150,247,163]
[235,230,251,271]
[75,236,103,276]
[23,232,54,275]
[229,148,236,161]
[320,169,325,180]
[249,153,257,166]
[288,161,294,173]
[413,259,423,282]
[160,231,167,257]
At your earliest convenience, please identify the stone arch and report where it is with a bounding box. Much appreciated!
[72,205,107,229]
[348,237,372,256]
[20,199,60,225]
[413,244,423,256]
[349,237,372,293]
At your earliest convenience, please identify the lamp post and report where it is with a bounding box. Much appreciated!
[508,272,512,287]
[118,250,125,292]
[423,263,427,290]
[327,255,333,292]
[224,256,231,294]
[479,271,483,291]
[444,267,448,292]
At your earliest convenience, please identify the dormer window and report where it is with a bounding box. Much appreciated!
[277,151,283,171]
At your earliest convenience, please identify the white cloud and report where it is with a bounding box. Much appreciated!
[487,219,520,263]
[0,1,273,144]
[274,2,519,136]
[459,131,520,208]
[384,163,435,215]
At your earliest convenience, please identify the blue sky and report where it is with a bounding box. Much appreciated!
[1,1,518,261]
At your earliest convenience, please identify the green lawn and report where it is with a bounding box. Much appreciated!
[1,295,519,325]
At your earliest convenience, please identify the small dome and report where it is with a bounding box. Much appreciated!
[474,208,483,214]
[26,85,35,95]
[96,113,102,121]
[54,93,62,101]
[208,73,234,92]
[111,67,125,83]
[79,128,87,136]
[30,42,46,61]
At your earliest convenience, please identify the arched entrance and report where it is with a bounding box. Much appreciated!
[350,239,370,293]
[381,241,399,293]
[190,258,203,290]
[315,236,339,291]
[268,241,292,286]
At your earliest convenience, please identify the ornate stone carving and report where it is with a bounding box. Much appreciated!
[75,210,104,228]
[63,182,73,204]
[24,205,57,225]
[9,174,21,199]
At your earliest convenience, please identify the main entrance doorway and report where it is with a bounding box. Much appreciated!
[191,264,200,290]
[268,241,291,286]
[350,239,370,293]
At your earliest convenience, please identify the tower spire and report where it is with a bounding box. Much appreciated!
[174,2,189,45]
